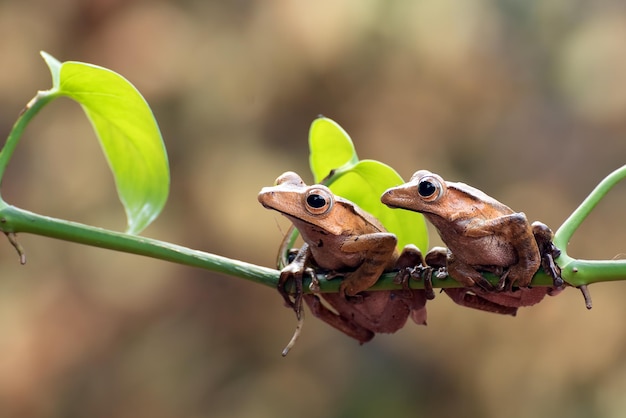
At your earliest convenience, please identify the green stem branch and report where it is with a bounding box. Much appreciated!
[0,203,279,287]
[555,164,626,249]
[0,92,55,180]
[554,164,626,286]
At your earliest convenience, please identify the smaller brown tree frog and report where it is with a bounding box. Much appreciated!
[382,170,565,313]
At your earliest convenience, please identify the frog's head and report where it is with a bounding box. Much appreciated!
[381,170,451,217]
[258,171,352,235]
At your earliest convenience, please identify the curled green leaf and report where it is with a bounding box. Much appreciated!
[41,52,169,234]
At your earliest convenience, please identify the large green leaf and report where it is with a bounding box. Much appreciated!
[41,52,169,234]
[309,117,428,251]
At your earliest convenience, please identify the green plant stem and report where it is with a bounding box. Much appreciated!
[560,259,626,287]
[555,164,626,249]
[0,203,279,287]
[553,164,626,287]
[0,92,55,180]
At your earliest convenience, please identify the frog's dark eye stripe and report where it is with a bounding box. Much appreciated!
[305,187,334,215]
[417,176,443,202]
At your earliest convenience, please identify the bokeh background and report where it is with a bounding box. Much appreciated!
[1,1,626,417]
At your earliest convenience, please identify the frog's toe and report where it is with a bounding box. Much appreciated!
[277,274,297,309]
[495,270,510,291]
[417,267,436,300]
[475,276,496,292]
[393,268,411,287]
[339,281,362,300]
[339,283,365,303]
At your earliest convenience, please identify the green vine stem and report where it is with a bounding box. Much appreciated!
[554,164,626,287]
[0,92,55,180]
[0,203,279,288]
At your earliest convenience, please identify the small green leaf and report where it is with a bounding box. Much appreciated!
[309,116,359,183]
[309,117,428,251]
[41,52,169,234]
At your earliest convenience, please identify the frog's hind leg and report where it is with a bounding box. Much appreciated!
[303,294,375,344]
[443,288,518,316]
[499,214,541,289]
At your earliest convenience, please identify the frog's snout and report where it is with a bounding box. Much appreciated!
[257,188,275,208]
[380,188,399,208]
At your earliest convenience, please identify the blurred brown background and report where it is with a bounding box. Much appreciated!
[1,1,626,417]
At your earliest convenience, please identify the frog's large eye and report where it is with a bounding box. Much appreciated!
[305,187,334,215]
[417,176,443,202]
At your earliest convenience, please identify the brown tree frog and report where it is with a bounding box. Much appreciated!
[258,172,427,350]
[382,170,565,313]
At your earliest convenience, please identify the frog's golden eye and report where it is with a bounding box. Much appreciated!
[417,177,443,202]
[305,188,334,215]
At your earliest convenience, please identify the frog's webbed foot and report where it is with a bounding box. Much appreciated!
[393,244,433,299]
[414,246,449,299]
[532,221,565,288]
[394,265,435,300]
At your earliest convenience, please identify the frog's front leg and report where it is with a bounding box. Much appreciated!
[501,213,542,289]
[338,232,398,297]
[303,294,375,343]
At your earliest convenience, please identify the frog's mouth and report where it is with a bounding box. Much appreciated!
[258,201,275,210]
[381,201,402,209]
